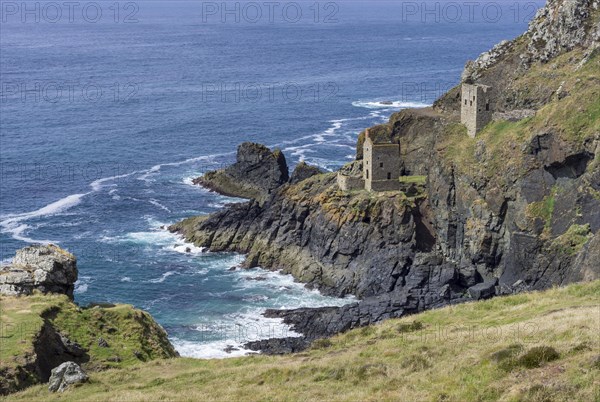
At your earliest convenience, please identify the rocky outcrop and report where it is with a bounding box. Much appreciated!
[48,362,88,392]
[289,161,322,184]
[194,142,289,203]
[463,0,600,82]
[0,313,90,395]
[462,40,513,82]
[0,245,77,298]
[172,173,450,299]
[0,247,179,395]
[523,0,599,65]
[173,0,600,354]
[438,0,600,114]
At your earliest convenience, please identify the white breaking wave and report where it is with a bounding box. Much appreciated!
[352,100,431,109]
[136,165,161,182]
[148,271,176,283]
[91,172,136,191]
[314,120,344,142]
[121,230,176,246]
[182,176,197,186]
[170,337,258,359]
[0,150,236,242]
[171,243,205,255]
[149,199,171,213]
[0,193,88,243]
[75,275,92,294]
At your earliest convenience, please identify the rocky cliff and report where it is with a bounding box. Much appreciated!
[194,142,289,204]
[173,0,600,352]
[439,0,600,113]
[0,246,178,395]
[0,245,78,298]
[173,173,437,299]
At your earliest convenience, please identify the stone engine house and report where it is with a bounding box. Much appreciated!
[363,130,401,192]
[461,83,493,137]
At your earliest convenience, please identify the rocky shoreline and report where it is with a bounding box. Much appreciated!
[173,131,598,355]
[171,0,600,355]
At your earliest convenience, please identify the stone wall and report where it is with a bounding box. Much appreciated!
[368,179,401,192]
[336,173,364,191]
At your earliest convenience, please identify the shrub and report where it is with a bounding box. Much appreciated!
[496,345,560,371]
[517,346,560,369]
[352,363,387,381]
[570,342,591,353]
[490,344,523,363]
[311,338,333,349]
[401,354,431,371]
[396,321,423,333]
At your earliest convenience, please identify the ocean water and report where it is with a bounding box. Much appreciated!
[0,1,541,357]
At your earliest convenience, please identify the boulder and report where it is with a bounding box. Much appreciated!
[0,244,78,298]
[47,362,88,392]
[468,280,498,300]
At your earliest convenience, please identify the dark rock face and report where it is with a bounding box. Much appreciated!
[0,245,78,298]
[172,174,459,300]
[174,130,598,353]
[468,280,498,300]
[194,142,289,203]
[33,322,90,383]
[244,337,311,355]
[173,0,600,355]
[289,162,322,184]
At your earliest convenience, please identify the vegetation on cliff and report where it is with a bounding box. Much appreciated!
[171,172,427,299]
[0,294,177,394]
[171,3,599,350]
[7,281,600,401]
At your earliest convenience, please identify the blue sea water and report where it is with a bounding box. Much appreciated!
[0,1,542,357]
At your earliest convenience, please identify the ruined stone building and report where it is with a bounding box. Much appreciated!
[362,129,401,192]
[461,83,493,137]
[337,129,401,192]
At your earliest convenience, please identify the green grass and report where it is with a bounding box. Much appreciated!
[5,280,600,401]
[399,175,426,184]
[0,293,177,394]
[50,300,177,367]
[0,296,49,368]
[438,47,600,187]
[527,187,558,236]
[550,224,593,255]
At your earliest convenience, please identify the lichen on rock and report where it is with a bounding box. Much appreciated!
[0,244,78,298]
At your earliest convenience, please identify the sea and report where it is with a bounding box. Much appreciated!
[0,0,542,358]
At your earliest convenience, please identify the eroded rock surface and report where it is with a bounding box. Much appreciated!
[0,245,77,298]
[173,0,600,354]
[194,142,289,203]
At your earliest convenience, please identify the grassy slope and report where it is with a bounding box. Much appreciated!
[0,294,177,384]
[439,49,600,187]
[6,281,599,402]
